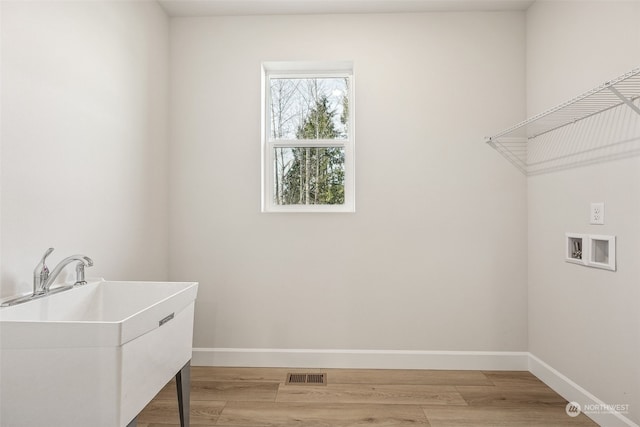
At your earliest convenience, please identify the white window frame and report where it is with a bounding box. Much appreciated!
[261,61,355,213]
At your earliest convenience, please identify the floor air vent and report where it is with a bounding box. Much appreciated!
[286,373,327,385]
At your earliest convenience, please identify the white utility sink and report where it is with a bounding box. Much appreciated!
[0,279,198,427]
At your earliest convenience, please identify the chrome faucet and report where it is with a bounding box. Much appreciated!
[33,248,94,295]
[0,248,94,307]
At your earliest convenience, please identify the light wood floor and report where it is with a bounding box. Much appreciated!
[138,367,598,427]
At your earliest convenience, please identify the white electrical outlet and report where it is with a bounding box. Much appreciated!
[590,202,605,225]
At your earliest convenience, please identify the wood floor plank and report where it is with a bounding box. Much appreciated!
[424,405,598,426]
[482,371,549,388]
[456,385,567,407]
[190,366,292,383]
[326,369,492,386]
[216,401,430,426]
[136,399,225,425]
[137,425,216,427]
[154,380,278,402]
[137,424,215,427]
[277,383,467,406]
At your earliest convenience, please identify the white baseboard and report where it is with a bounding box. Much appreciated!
[528,353,638,427]
[192,347,529,370]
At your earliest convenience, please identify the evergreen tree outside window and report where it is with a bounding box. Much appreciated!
[262,62,354,212]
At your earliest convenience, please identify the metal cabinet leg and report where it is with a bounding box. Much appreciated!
[176,360,191,427]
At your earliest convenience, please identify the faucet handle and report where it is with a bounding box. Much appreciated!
[37,247,55,275]
[41,247,54,261]
[33,248,54,294]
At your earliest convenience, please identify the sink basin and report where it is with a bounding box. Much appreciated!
[0,279,198,427]
[1,279,198,347]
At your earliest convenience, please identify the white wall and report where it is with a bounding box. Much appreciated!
[1,0,170,297]
[527,1,640,424]
[170,12,528,360]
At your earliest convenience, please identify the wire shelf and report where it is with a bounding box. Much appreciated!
[486,67,640,175]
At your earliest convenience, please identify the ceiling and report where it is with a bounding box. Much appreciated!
[158,0,536,17]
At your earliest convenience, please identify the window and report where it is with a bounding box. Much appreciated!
[261,61,354,212]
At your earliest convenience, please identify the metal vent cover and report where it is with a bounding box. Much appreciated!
[286,373,327,386]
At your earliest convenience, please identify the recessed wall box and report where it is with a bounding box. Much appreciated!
[588,235,616,271]
[565,233,588,265]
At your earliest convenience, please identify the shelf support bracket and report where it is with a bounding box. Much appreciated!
[607,86,640,116]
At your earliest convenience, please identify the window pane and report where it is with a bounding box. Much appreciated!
[269,77,349,140]
[273,147,345,205]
